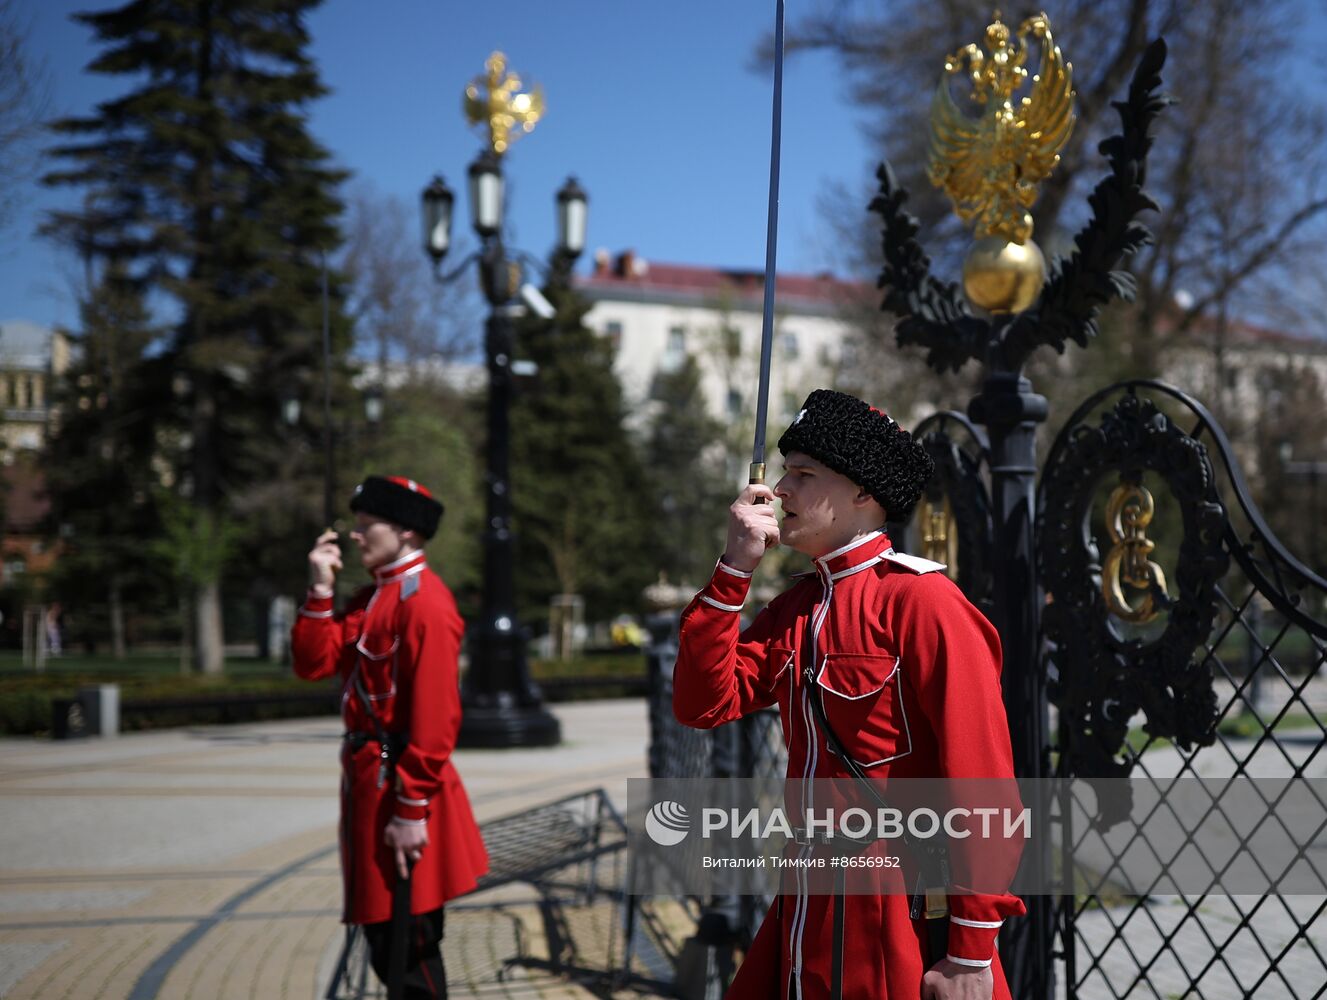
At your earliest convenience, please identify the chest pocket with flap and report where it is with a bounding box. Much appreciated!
[813,652,911,768]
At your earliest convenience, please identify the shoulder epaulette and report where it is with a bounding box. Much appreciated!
[881,551,947,575]
[401,574,421,601]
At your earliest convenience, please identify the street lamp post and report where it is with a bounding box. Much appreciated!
[421,52,586,748]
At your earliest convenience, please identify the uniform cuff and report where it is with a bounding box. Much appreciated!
[393,797,429,822]
[698,559,753,612]
[946,917,1001,964]
[299,591,334,618]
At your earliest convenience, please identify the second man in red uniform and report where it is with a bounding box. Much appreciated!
[293,475,488,999]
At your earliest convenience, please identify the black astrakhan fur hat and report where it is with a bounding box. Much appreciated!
[777,389,933,521]
[349,475,444,539]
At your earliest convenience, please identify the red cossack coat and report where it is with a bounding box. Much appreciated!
[292,550,488,925]
[673,531,1026,1000]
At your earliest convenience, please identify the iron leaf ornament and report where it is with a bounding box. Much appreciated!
[872,37,1172,373]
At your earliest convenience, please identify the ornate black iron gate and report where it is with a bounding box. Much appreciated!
[911,380,1327,998]
[1043,381,1327,999]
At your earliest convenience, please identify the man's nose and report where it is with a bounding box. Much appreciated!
[773,476,790,498]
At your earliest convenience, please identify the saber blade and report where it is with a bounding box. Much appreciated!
[750,0,785,488]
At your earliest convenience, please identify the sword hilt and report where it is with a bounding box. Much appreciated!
[749,462,771,506]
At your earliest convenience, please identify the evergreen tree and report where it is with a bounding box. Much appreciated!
[645,354,732,589]
[509,273,656,626]
[43,0,348,672]
[44,262,162,658]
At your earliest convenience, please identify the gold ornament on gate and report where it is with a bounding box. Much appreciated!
[919,493,958,578]
[464,52,545,156]
[928,12,1076,314]
[1101,483,1170,624]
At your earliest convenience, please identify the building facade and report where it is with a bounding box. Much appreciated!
[0,320,68,599]
[577,249,872,435]
[0,320,68,457]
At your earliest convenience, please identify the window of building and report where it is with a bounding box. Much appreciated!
[0,376,8,407]
[782,331,800,360]
[782,391,800,422]
[727,389,743,419]
[604,320,623,353]
[723,325,741,359]
[662,325,687,373]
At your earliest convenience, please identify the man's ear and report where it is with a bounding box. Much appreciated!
[400,528,420,546]
[854,489,887,519]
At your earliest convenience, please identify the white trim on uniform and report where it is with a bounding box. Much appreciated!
[947,955,994,968]
[813,529,884,568]
[376,550,424,575]
[299,607,334,619]
[397,794,430,807]
[699,595,744,613]
[951,917,1004,929]
[829,554,884,581]
[377,562,427,587]
[716,560,753,579]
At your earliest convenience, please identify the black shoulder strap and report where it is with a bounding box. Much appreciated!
[801,619,950,917]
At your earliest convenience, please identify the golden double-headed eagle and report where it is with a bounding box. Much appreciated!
[928,12,1075,245]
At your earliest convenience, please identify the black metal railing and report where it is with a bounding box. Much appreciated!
[1040,380,1327,1000]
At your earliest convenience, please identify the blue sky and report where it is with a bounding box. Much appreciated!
[2,0,877,331]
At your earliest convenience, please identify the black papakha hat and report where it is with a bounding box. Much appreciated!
[349,475,445,539]
[777,389,934,522]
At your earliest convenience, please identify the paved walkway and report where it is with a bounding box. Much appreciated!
[0,699,671,1000]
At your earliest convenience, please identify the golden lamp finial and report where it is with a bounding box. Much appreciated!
[463,52,545,156]
[928,12,1076,313]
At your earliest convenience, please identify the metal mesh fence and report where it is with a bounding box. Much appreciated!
[1046,383,1327,1000]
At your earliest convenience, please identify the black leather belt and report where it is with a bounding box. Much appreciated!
[342,730,409,756]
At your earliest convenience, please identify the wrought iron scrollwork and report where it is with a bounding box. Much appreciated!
[1040,389,1228,785]
[909,410,995,613]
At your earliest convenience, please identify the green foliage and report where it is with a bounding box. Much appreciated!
[152,487,241,588]
[509,276,657,624]
[352,380,484,602]
[43,265,168,634]
[645,354,732,589]
[40,0,352,659]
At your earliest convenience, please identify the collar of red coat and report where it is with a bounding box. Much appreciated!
[812,529,893,580]
[373,549,427,584]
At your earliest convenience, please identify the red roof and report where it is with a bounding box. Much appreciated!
[577,250,874,312]
[2,461,48,533]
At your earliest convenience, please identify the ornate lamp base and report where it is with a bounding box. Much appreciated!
[458,703,561,748]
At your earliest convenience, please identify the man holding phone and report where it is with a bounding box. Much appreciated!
[293,475,487,999]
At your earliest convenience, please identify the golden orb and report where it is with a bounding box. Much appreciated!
[962,236,1047,314]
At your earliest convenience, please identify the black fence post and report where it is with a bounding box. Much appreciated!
[970,368,1054,997]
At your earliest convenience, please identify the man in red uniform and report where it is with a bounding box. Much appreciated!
[293,475,488,999]
[673,390,1025,1000]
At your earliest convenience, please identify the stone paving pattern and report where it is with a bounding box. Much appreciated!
[0,699,671,1000]
[3,684,1324,999]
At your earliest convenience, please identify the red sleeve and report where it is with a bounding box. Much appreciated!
[391,586,465,823]
[673,559,787,729]
[291,588,351,681]
[896,573,1027,966]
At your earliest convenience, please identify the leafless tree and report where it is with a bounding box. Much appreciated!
[340,183,481,378]
[0,0,50,234]
[774,0,1327,395]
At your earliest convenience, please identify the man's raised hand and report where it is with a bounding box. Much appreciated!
[721,484,780,573]
[308,529,343,592]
